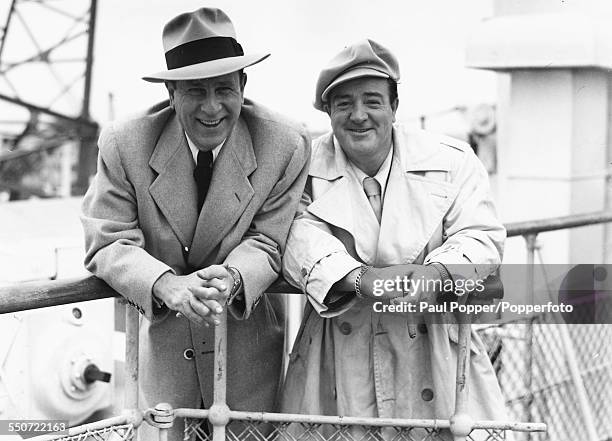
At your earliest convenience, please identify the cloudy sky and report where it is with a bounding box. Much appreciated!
[1,0,498,132]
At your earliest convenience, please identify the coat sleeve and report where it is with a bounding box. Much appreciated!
[282,179,362,317]
[224,131,311,319]
[423,143,506,284]
[81,125,173,321]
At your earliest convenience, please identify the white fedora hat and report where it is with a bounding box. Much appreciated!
[142,8,269,83]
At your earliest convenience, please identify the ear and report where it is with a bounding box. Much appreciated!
[391,98,399,122]
[165,81,176,107]
[323,103,331,116]
[241,73,247,91]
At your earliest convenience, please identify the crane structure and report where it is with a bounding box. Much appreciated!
[0,0,98,198]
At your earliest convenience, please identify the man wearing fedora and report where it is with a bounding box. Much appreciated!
[81,8,309,440]
[281,39,507,433]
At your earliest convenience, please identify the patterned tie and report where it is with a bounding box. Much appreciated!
[363,177,382,223]
[194,150,214,211]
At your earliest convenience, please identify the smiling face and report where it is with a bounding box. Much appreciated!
[327,77,398,175]
[167,72,246,151]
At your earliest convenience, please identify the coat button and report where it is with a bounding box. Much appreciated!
[418,323,428,334]
[421,388,434,401]
[183,348,195,360]
[301,267,308,277]
[184,246,189,253]
[339,322,352,335]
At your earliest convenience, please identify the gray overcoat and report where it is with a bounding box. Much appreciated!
[81,99,310,440]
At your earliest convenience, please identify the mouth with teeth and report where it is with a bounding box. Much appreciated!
[197,118,223,128]
[348,128,372,134]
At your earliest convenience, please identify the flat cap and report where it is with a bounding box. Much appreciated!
[314,39,400,111]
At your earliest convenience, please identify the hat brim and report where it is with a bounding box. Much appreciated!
[142,53,270,83]
[321,67,389,104]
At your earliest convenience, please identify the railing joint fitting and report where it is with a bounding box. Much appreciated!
[144,402,175,429]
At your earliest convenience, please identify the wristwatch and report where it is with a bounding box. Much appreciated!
[225,265,243,305]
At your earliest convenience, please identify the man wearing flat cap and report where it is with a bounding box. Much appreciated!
[281,39,507,429]
[81,7,309,440]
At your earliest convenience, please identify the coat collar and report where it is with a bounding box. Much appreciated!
[148,112,256,266]
[307,125,458,264]
[309,125,454,180]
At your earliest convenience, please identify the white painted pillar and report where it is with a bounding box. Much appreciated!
[467,3,612,263]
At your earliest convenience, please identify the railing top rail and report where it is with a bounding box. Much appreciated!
[505,210,612,237]
[0,276,299,314]
[2,210,612,314]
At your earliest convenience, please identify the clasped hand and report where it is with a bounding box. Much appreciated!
[152,265,232,326]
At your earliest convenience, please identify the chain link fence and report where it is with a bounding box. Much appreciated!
[183,416,510,441]
[477,316,612,441]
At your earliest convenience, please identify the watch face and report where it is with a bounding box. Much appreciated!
[228,266,241,293]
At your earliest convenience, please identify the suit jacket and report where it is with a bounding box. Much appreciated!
[281,126,506,424]
[81,99,310,440]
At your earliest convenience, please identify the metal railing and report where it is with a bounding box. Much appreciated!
[4,211,609,441]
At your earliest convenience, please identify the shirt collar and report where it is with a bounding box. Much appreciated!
[348,143,394,200]
[185,133,225,164]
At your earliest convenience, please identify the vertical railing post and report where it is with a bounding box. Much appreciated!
[209,310,230,441]
[523,233,537,439]
[124,305,139,411]
[449,309,474,441]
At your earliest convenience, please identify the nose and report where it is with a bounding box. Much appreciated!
[200,95,222,114]
[349,102,368,124]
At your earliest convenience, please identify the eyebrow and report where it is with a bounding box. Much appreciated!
[184,80,236,88]
[333,91,384,101]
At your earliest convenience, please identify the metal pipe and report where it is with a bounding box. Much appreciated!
[449,312,474,441]
[210,310,229,441]
[0,92,98,128]
[172,408,547,432]
[524,234,537,440]
[506,211,612,237]
[0,0,17,60]
[124,304,139,411]
[74,0,98,194]
[81,0,96,121]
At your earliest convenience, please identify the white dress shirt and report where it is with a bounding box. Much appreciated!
[185,133,224,164]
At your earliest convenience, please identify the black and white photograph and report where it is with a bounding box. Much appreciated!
[0,1,610,440]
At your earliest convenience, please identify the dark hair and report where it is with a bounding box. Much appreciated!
[387,79,398,104]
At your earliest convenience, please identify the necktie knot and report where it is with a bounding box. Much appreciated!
[196,150,214,170]
[363,177,381,197]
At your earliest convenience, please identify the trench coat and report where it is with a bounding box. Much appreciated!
[81,99,310,440]
[281,125,507,425]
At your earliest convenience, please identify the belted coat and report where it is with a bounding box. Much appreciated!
[281,126,507,422]
[81,99,310,440]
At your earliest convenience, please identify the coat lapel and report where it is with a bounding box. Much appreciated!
[148,115,198,248]
[376,128,458,264]
[307,137,380,263]
[188,117,256,269]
